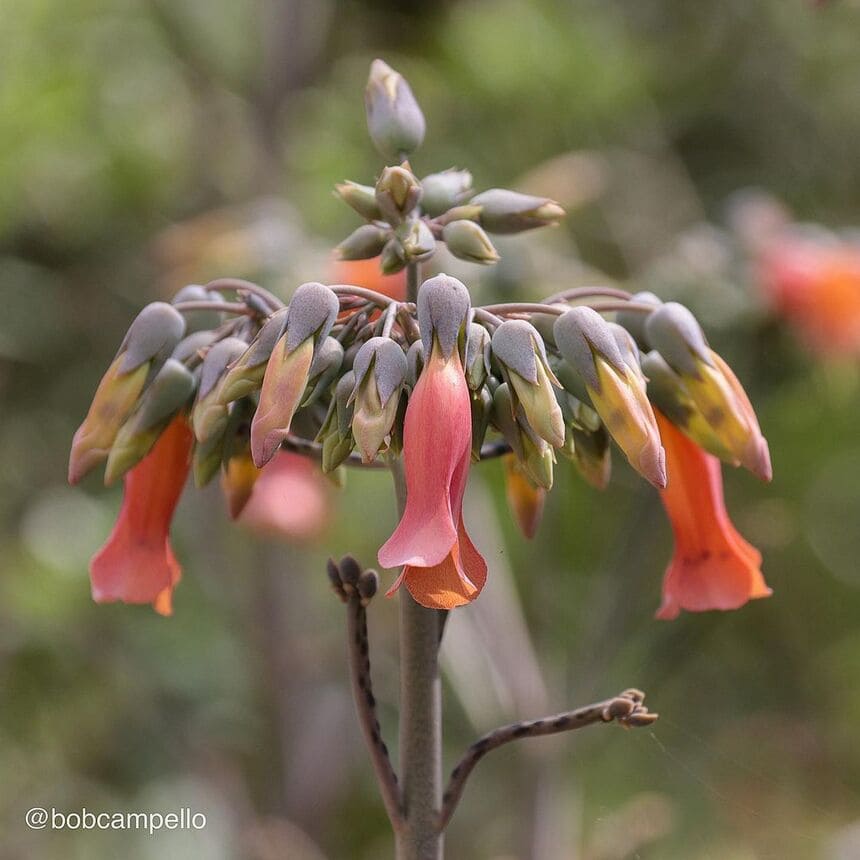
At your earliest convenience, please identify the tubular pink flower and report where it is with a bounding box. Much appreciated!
[378,344,487,609]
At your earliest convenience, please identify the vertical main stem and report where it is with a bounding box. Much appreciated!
[392,448,443,859]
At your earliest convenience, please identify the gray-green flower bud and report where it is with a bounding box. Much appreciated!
[335,181,382,221]
[397,218,435,263]
[465,323,490,391]
[492,319,564,447]
[442,220,500,265]
[376,165,422,224]
[105,359,196,484]
[417,274,471,360]
[336,224,390,261]
[365,59,426,162]
[218,308,288,403]
[421,169,473,217]
[470,189,564,234]
[172,285,222,333]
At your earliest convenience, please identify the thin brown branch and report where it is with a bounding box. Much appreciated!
[438,688,657,830]
[328,559,403,830]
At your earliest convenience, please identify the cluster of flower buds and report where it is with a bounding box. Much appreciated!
[335,60,564,273]
[71,58,772,619]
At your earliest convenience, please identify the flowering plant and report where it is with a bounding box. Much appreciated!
[69,60,772,859]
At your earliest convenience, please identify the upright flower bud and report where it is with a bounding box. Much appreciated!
[218,308,288,403]
[470,189,564,234]
[336,224,390,261]
[645,302,771,480]
[421,169,473,217]
[69,302,186,484]
[376,165,423,224]
[365,59,426,162]
[334,181,383,221]
[350,337,407,462]
[192,337,248,444]
[442,220,500,265]
[251,283,339,466]
[105,359,196,485]
[492,319,564,447]
[554,306,666,488]
[396,218,436,263]
[380,237,407,275]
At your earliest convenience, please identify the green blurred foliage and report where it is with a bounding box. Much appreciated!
[2,1,860,858]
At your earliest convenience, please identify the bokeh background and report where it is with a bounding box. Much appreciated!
[3,1,860,858]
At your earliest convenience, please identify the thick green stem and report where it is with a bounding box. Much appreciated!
[391,458,444,860]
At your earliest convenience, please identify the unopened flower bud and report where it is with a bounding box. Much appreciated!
[421,169,473,217]
[470,386,493,460]
[303,336,345,408]
[492,320,564,447]
[376,165,422,224]
[615,291,662,346]
[68,302,186,484]
[318,370,357,472]
[555,307,665,488]
[503,454,545,539]
[172,285,222,333]
[470,189,564,234]
[104,359,196,484]
[336,224,390,261]
[645,303,771,480]
[172,330,219,363]
[465,323,490,391]
[192,337,248,444]
[442,220,500,265]
[380,237,406,275]
[218,308,288,403]
[251,284,339,466]
[365,59,426,162]
[406,340,425,386]
[417,273,471,360]
[221,450,260,519]
[490,383,554,488]
[350,337,407,462]
[335,181,382,221]
[397,218,436,263]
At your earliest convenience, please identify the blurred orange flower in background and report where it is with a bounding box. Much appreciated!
[757,234,860,359]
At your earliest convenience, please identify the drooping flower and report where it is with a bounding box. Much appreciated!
[89,416,193,615]
[654,411,771,620]
[378,275,487,609]
[239,451,330,542]
[502,454,545,539]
